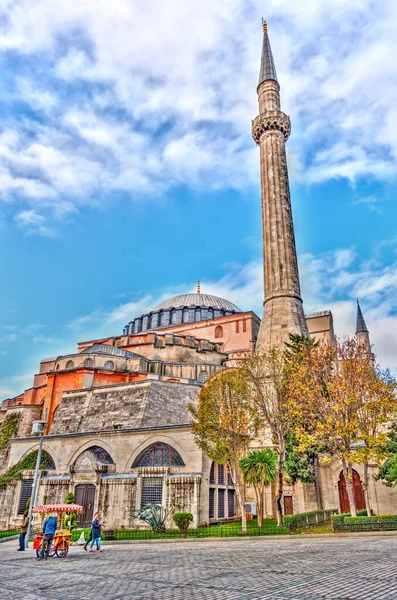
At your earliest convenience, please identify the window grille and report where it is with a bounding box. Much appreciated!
[218,464,225,485]
[218,489,225,518]
[83,358,93,367]
[104,361,114,370]
[209,488,215,518]
[228,490,235,517]
[65,360,74,370]
[227,472,233,487]
[18,479,33,515]
[236,321,240,333]
[141,477,163,508]
[243,320,247,332]
[209,462,216,484]
[134,443,185,467]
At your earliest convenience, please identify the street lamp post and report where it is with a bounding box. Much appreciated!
[25,416,47,548]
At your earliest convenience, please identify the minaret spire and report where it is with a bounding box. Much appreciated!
[355,299,374,363]
[356,299,368,333]
[258,19,278,86]
[253,21,309,349]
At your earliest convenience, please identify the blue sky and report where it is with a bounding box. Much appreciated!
[1,0,397,399]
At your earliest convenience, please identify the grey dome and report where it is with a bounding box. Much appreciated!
[152,294,241,313]
[123,293,242,336]
[82,344,140,358]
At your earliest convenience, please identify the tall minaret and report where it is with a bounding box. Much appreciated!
[356,299,374,363]
[253,20,309,349]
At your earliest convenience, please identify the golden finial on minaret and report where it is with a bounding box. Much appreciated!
[262,18,268,33]
[197,279,201,294]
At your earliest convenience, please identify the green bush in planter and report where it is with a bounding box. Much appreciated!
[173,512,193,537]
[331,513,350,523]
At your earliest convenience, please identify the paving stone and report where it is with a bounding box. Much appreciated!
[0,537,397,599]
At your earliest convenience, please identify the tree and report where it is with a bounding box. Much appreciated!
[239,449,277,527]
[353,367,397,513]
[375,424,397,487]
[173,512,193,537]
[287,337,397,517]
[189,369,259,533]
[241,349,293,526]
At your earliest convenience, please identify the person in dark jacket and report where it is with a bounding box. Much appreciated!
[17,511,29,551]
[39,513,58,560]
[89,512,103,552]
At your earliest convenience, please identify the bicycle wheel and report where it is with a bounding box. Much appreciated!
[55,540,69,558]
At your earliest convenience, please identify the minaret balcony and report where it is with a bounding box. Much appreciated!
[252,110,291,144]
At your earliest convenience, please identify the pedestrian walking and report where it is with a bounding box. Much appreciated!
[39,512,57,560]
[89,513,104,552]
[84,529,92,551]
[17,511,29,551]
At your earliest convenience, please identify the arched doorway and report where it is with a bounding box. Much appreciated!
[338,470,366,513]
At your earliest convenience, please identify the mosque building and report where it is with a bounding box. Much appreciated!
[0,23,395,529]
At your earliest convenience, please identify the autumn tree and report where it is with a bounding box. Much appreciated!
[189,369,260,533]
[239,449,277,527]
[288,337,397,517]
[375,423,397,488]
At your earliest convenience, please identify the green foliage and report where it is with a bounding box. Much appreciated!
[173,512,193,536]
[375,424,397,487]
[25,497,31,511]
[284,509,336,531]
[239,449,277,486]
[284,432,317,485]
[64,491,77,530]
[0,414,20,450]
[132,504,174,532]
[331,513,351,523]
[345,515,397,523]
[0,450,53,489]
[332,510,367,523]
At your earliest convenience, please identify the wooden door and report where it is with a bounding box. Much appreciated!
[338,470,366,513]
[75,484,96,526]
[284,495,293,515]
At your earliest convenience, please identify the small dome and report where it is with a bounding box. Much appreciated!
[152,293,241,313]
[82,344,140,358]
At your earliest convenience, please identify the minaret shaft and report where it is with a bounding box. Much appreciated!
[253,34,308,349]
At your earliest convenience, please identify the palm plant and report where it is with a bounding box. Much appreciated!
[132,504,173,532]
[239,449,277,527]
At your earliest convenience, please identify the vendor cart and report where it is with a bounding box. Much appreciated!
[32,503,83,559]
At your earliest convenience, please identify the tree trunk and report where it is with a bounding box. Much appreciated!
[363,462,372,516]
[276,450,284,526]
[257,484,264,528]
[342,458,357,517]
[313,454,324,510]
[232,463,247,533]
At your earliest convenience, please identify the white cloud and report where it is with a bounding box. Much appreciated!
[0,0,395,229]
[15,210,55,237]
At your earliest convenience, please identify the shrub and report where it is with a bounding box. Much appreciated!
[331,513,350,523]
[173,512,193,537]
[64,492,77,530]
[284,509,336,531]
[345,515,397,524]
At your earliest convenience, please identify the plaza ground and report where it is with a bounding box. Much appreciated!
[0,536,396,599]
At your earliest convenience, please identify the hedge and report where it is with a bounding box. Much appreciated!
[284,509,337,531]
[331,510,367,524]
[345,515,397,524]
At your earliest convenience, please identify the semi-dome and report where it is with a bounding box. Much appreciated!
[123,292,242,335]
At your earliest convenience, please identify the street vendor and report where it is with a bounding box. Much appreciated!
[39,512,58,561]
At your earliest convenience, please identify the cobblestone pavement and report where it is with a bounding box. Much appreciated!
[0,536,396,600]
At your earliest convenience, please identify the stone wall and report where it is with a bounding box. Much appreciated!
[50,380,200,435]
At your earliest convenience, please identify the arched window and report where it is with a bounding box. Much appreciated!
[73,445,115,473]
[65,360,74,370]
[133,443,185,467]
[104,361,114,370]
[83,358,93,367]
[215,325,223,339]
[183,309,190,323]
[195,308,201,322]
[199,371,208,384]
[207,309,214,320]
[55,363,60,371]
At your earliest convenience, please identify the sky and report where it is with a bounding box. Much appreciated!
[1,0,397,399]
